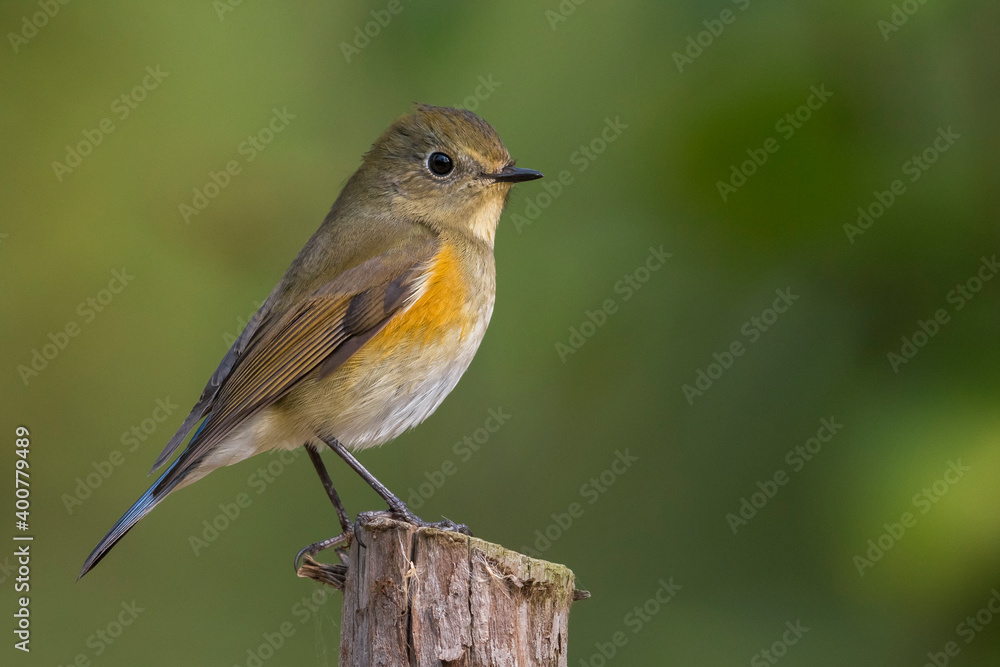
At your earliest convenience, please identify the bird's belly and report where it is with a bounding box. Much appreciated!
[295,310,489,450]
[283,245,494,450]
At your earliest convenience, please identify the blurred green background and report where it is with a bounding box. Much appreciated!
[3,0,1000,664]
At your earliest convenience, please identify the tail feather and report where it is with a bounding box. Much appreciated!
[78,455,192,579]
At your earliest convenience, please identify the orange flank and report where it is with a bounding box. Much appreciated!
[372,243,470,353]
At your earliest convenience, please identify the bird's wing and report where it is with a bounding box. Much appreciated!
[153,236,440,491]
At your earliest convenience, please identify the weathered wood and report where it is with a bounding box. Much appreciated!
[336,514,583,666]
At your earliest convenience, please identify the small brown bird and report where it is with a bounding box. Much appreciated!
[80,104,542,578]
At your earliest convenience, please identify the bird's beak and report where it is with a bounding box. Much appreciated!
[489,166,544,183]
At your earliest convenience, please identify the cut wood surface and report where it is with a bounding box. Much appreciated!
[336,514,585,666]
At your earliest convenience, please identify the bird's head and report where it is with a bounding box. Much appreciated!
[356,104,542,245]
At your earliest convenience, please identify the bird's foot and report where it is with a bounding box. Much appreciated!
[382,506,473,536]
[294,528,352,573]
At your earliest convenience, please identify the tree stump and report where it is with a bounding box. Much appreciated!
[336,514,583,666]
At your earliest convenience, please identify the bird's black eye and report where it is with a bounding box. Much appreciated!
[427,152,454,176]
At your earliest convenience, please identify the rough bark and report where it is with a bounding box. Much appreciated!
[337,514,583,666]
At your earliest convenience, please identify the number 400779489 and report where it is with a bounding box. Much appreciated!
[15,426,30,530]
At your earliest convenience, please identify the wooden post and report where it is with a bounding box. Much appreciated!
[324,513,585,666]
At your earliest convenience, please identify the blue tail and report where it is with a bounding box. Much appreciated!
[78,455,191,579]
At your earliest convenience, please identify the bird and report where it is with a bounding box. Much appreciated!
[79,104,543,579]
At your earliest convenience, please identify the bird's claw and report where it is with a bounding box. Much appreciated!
[293,527,353,572]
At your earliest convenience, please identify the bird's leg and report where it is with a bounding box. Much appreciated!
[305,444,351,533]
[321,436,471,536]
[294,444,354,577]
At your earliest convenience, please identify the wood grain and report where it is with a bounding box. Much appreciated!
[339,514,581,666]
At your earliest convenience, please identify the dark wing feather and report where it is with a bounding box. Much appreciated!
[151,238,439,492]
